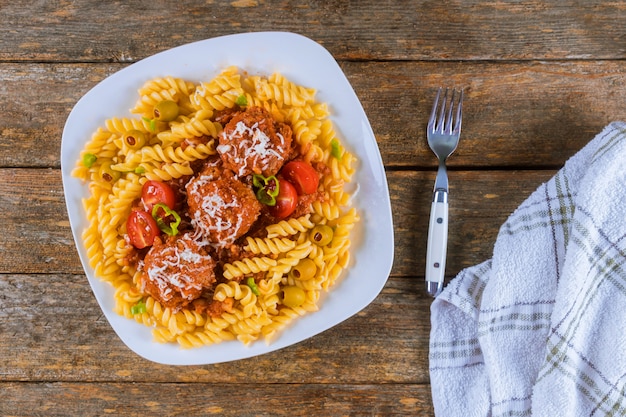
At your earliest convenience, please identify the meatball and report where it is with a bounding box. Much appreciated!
[186,174,262,246]
[140,233,217,311]
[216,106,293,178]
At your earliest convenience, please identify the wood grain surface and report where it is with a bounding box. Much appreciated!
[2,1,626,416]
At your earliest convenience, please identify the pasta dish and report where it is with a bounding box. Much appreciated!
[72,66,358,348]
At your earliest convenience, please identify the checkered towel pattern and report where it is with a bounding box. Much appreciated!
[429,122,626,416]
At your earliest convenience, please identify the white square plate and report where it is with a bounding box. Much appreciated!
[61,32,394,365]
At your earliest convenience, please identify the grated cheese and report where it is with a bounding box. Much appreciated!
[218,120,286,177]
[146,236,214,301]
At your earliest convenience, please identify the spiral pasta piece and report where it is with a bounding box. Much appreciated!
[104,117,152,135]
[197,66,241,95]
[269,241,313,275]
[311,200,340,221]
[131,142,216,164]
[138,76,196,97]
[131,87,180,116]
[170,112,223,140]
[191,67,243,111]
[107,173,144,226]
[243,236,297,255]
[140,161,194,181]
[253,72,316,107]
[266,215,315,238]
[222,257,277,280]
[176,328,235,348]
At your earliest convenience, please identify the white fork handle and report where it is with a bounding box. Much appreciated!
[426,190,448,297]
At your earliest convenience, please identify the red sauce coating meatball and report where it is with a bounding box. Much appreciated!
[186,174,262,246]
[140,233,217,311]
[216,106,293,178]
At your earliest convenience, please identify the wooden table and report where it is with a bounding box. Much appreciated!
[2,1,625,415]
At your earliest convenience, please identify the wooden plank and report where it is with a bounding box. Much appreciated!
[0,168,555,276]
[2,1,626,62]
[0,382,433,416]
[2,60,624,169]
[346,60,626,169]
[0,168,76,274]
[1,274,430,384]
[0,64,119,168]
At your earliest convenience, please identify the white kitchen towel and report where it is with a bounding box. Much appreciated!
[429,121,626,417]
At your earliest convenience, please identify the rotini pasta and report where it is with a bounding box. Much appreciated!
[243,236,297,255]
[222,256,278,280]
[73,66,359,348]
[266,215,316,238]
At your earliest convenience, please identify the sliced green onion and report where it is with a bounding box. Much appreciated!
[142,116,157,132]
[152,203,181,236]
[330,139,342,160]
[252,174,279,206]
[134,166,146,175]
[83,153,97,168]
[235,94,248,107]
[246,277,260,296]
[131,300,146,315]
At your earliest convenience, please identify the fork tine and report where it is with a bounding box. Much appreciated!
[436,88,448,133]
[444,89,456,134]
[454,89,464,133]
[428,87,442,130]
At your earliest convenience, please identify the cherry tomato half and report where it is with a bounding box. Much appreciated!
[126,209,160,249]
[142,180,176,214]
[280,161,319,195]
[269,178,298,219]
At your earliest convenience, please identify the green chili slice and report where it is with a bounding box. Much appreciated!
[246,277,260,296]
[255,189,275,206]
[83,153,97,168]
[252,174,279,206]
[142,116,157,132]
[131,300,146,315]
[152,203,181,236]
[330,139,342,160]
[235,94,248,107]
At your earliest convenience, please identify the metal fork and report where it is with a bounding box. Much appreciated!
[425,87,463,297]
